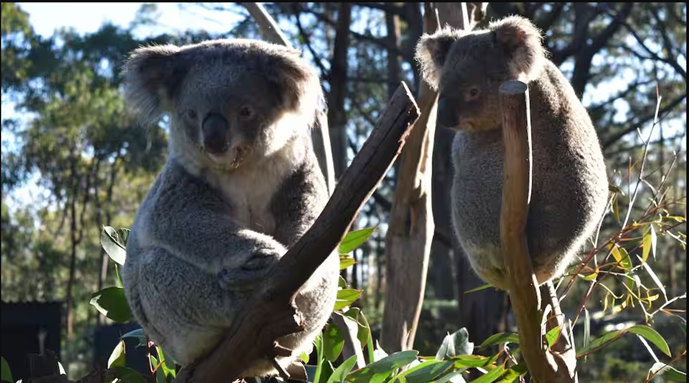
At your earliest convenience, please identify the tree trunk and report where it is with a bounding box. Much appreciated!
[327,3,352,180]
[381,3,439,353]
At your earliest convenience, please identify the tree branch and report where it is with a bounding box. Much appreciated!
[172,83,420,383]
[602,93,687,149]
[499,80,576,382]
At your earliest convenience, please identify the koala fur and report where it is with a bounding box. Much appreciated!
[120,39,340,377]
[415,16,609,290]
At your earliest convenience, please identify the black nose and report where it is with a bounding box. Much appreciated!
[202,113,230,154]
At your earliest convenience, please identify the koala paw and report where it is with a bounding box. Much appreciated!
[217,248,280,291]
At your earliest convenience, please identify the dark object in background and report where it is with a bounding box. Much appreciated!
[1,301,62,382]
[93,322,149,376]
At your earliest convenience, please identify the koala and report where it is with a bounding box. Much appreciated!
[119,39,340,378]
[415,16,609,290]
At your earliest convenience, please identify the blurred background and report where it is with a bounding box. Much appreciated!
[1,3,686,382]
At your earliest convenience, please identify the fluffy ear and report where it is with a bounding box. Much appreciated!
[489,16,545,80]
[264,48,324,125]
[122,44,187,124]
[415,28,461,90]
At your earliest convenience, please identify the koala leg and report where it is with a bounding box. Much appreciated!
[134,246,244,367]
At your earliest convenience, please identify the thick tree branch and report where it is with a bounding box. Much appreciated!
[500,80,576,382]
[172,83,420,383]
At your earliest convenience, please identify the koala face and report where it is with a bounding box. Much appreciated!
[123,39,323,170]
[415,16,546,132]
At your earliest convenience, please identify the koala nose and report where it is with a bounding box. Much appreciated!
[437,97,459,129]
[202,113,230,154]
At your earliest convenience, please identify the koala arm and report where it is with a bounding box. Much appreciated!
[270,156,329,248]
[143,160,285,290]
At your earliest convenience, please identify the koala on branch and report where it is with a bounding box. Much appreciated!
[121,39,340,379]
[415,16,609,290]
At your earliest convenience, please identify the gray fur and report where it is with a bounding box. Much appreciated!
[415,16,609,290]
[120,39,339,378]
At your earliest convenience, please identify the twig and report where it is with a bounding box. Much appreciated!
[171,83,420,383]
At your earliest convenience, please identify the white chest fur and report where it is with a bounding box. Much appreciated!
[205,140,304,237]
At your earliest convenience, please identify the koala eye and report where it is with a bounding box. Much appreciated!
[239,106,253,119]
[469,88,480,97]
[187,109,197,119]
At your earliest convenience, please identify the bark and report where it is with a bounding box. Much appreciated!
[380,2,440,353]
[500,80,576,382]
[327,3,352,180]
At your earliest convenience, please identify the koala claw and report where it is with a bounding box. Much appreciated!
[271,341,293,358]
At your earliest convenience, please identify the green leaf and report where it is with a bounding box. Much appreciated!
[148,355,167,383]
[121,328,147,347]
[323,323,345,362]
[478,333,520,349]
[108,340,126,368]
[436,328,474,360]
[338,276,347,289]
[313,334,324,383]
[299,351,310,365]
[90,287,132,323]
[320,361,335,383]
[642,231,652,264]
[334,289,362,311]
[110,366,147,383]
[1,356,13,383]
[627,325,671,357]
[397,360,454,383]
[495,363,528,383]
[649,362,687,381]
[545,326,561,348]
[340,256,357,270]
[343,308,370,351]
[464,284,493,294]
[338,227,376,255]
[434,370,467,383]
[612,194,620,223]
[611,245,632,271]
[576,330,624,357]
[156,346,176,378]
[451,355,496,369]
[581,271,598,281]
[471,365,505,383]
[115,263,124,288]
[326,355,358,383]
[346,351,418,383]
[101,226,127,265]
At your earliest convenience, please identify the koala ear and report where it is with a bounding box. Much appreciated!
[415,29,459,90]
[266,49,324,125]
[122,44,187,124]
[489,16,545,80]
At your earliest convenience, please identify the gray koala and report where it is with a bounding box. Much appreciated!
[120,39,340,378]
[415,16,609,290]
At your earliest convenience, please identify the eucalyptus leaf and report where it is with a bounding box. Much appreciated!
[90,286,132,323]
[627,325,671,357]
[338,227,376,255]
[323,323,345,362]
[1,357,13,383]
[101,226,127,265]
[326,355,358,383]
[436,328,474,360]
